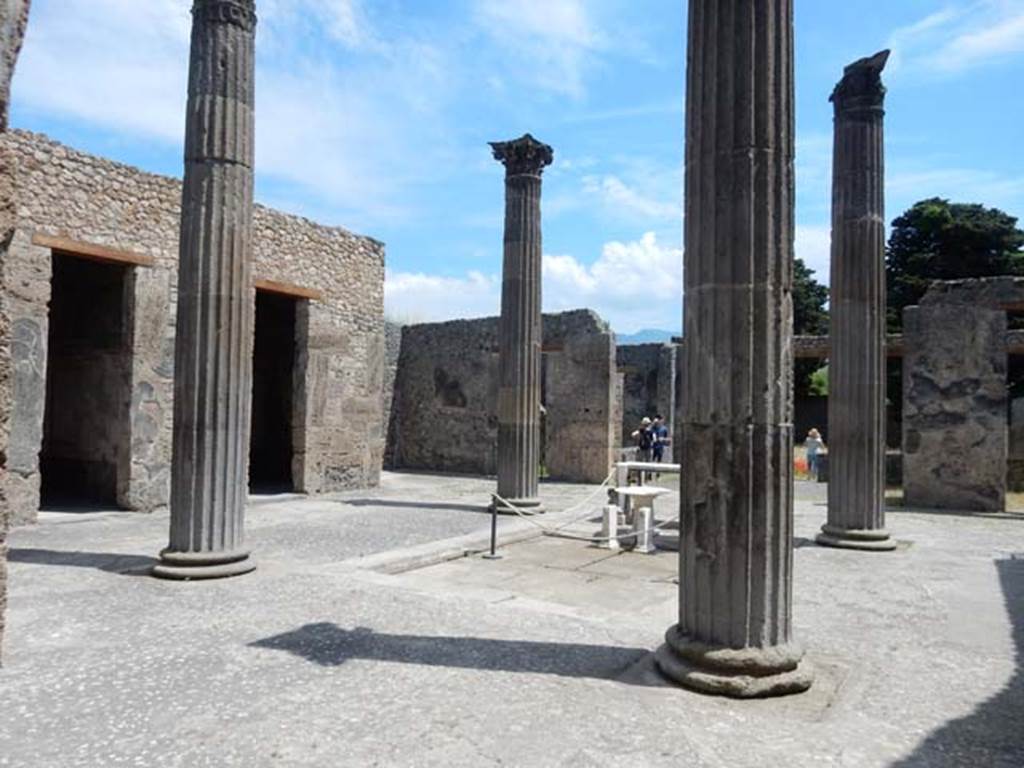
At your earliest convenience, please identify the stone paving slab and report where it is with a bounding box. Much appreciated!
[0,475,1022,767]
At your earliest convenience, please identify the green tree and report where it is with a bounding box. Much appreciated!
[885,199,1024,437]
[793,257,829,398]
[793,257,829,336]
[886,198,1024,331]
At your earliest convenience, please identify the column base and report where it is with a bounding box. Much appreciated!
[816,524,897,552]
[152,548,256,581]
[655,626,813,698]
[490,495,544,516]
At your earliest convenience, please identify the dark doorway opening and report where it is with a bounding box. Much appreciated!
[249,290,297,493]
[41,253,133,509]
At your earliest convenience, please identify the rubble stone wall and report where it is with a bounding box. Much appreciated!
[542,311,618,482]
[0,0,30,663]
[388,309,617,483]
[903,304,1007,512]
[616,342,678,456]
[3,130,384,524]
[382,321,403,469]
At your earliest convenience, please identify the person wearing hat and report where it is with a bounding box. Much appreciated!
[631,416,654,462]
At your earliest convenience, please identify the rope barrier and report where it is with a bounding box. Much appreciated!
[490,489,679,545]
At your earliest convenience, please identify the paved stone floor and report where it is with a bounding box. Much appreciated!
[1,472,1022,767]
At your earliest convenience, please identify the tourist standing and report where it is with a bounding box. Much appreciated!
[631,417,654,462]
[651,414,670,464]
[805,428,826,481]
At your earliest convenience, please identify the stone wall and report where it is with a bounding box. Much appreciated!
[382,320,402,469]
[0,0,30,662]
[1009,398,1024,492]
[388,309,618,483]
[542,311,618,482]
[616,342,677,455]
[3,130,384,524]
[903,304,1007,511]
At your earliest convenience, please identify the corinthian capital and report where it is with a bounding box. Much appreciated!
[193,0,257,32]
[490,134,554,178]
[831,49,889,113]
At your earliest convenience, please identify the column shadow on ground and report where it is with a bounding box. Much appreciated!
[892,557,1024,767]
[250,622,653,683]
[6,548,157,575]
[339,499,490,514]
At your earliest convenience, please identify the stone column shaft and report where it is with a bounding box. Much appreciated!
[655,0,812,698]
[819,51,895,551]
[490,135,552,512]
[155,0,257,580]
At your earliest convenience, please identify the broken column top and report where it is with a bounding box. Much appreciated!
[831,49,890,111]
[490,134,554,177]
[192,0,257,31]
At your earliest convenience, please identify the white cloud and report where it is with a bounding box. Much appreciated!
[888,1,1024,76]
[12,0,454,228]
[795,225,832,287]
[384,269,501,324]
[386,232,683,333]
[318,0,370,48]
[385,228,842,333]
[582,175,680,222]
[474,0,602,98]
[543,232,682,332]
[14,0,189,143]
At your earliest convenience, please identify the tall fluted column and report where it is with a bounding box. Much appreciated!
[0,0,31,663]
[655,0,812,697]
[818,51,895,552]
[490,135,552,513]
[154,0,257,580]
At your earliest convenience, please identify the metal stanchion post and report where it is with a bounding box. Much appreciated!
[483,500,502,560]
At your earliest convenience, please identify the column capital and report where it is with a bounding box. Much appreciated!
[490,134,553,178]
[192,0,257,32]
[831,50,889,114]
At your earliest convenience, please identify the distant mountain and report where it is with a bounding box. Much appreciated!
[615,328,679,345]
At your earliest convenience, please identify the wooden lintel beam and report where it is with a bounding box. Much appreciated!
[254,278,323,302]
[32,233,155,268]
[794,331,1024,358]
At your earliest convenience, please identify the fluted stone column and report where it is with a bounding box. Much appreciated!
[818,51,895,552]
[490,135,552,513]
[154,0,257,580]
[0,0,31,662]
[655,0,813,698]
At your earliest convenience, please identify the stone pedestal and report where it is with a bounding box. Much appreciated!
[818,51,896,552]
[154,0,258,580]
[489,135,552,514]
[0,0,31,662]
[655,0,812,698]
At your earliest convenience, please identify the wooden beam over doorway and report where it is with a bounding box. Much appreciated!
[32,233,156,268]
[254,278,324,302]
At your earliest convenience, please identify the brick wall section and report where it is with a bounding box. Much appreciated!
[2,130,384,524]
[388,309,617,483]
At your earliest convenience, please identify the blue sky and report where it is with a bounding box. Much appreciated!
[10,0,1024,333]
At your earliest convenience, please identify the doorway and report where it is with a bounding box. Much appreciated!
[40,253,133,508]
[249,289,298,492]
